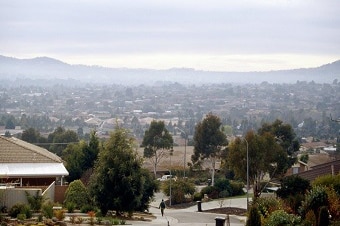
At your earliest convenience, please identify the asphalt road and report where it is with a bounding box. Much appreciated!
[127,192,247,226]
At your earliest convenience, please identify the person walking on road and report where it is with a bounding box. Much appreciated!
[159,199,166,216]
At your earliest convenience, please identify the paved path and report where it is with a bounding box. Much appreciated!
[127,193,248,226]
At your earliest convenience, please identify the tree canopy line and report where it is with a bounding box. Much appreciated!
[12,113,335,217]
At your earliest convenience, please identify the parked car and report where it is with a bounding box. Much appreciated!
[157,175,176,181]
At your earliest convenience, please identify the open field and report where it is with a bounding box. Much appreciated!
[137,146,195,173]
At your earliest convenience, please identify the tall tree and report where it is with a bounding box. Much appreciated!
[258,119,299,165]
[62,141,86,182]
[228,128,292,199]
[48,127,79,156]
[21,128,42,144]
[141,120,174,177]
[89,127,157,215]
[62,130,100,182]
[192,113,228,186]
[83,130,100,169]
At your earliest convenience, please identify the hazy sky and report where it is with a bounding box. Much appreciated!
[1,0,339,71]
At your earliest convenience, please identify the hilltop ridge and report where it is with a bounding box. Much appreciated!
[0,55,339,85]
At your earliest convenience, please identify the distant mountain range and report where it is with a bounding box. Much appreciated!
[0,55,339,86]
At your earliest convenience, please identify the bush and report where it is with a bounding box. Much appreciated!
[162,179,196,204]
[53,209,65,221]
[303,210,316,226]
[200,186,219,199]
[8,203,32,219]
[219,190,230,198]
[214,178,231,193]
[193,192,202,201]
[277,175,310,199]
[254,197,283,218]
[25,190,45,212]
[80,204,96,213]
[326,187,340,221]
[66,202,76,213]
[313,174,340,195]
[64,180,92,210]
[41,202,54,219]
[299,185,328,220]
[246,205,261,226]
[264,210,301,226]
[230,181,245,196]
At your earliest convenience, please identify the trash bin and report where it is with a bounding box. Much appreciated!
[215,217,226,226]
[197,201,202,212]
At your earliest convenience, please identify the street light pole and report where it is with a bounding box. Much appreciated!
[243,137,249,212]
[176,127,187,178]
[169,151,172,206]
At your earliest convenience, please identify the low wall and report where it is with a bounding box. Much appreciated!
[1,188,41,209]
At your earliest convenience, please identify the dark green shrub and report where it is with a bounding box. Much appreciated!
[8,203,32,219]
[80,204,96,213]
[318,206,330,226]
[246,205,261,226]
[17,213,26,221]
[200,186,219,199]
[214,178,231,193]
[162,179,196,204]
[277,175,310,199]
[66,202,76,213]
[193,192,202,201]
[230,181,245,196]
[25,190,45,212]
[64,180,91,209]
[218,190,230,198]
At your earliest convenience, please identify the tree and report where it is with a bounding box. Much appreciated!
[258,119,299,166]
[83,130,99,169]
[192,113,228,186]
[22,128,39,143]
[89,127,157,215]
[4,131,11,137]
[62,131,100,183]
[5,117,15,129]
[141,120,174,177]
[228,130,288,198]
[48,127,79,156]
[62,141,86,182]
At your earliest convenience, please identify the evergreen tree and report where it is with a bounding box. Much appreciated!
[90,127,156,215]
[192,113,228,186]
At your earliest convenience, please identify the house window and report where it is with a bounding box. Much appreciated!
[293,167,299,175]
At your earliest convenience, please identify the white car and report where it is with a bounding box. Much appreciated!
[157,175,175,181]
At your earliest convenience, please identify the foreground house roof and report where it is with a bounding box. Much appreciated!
[0,136,68,177]
[0,136,61,163]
